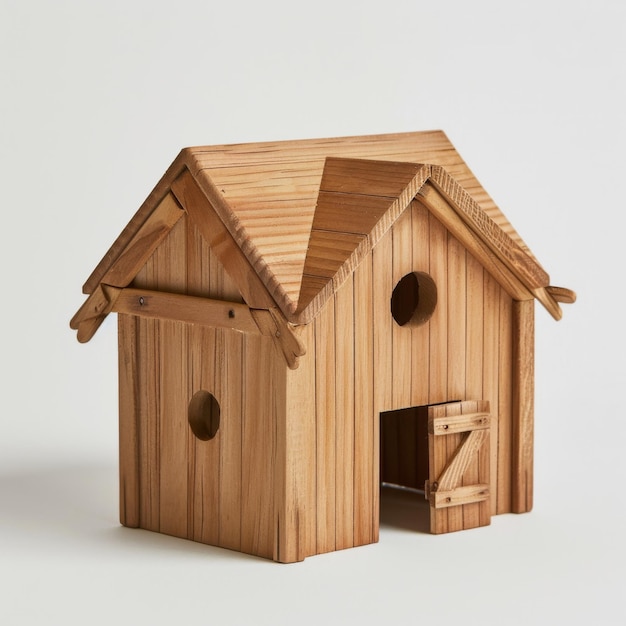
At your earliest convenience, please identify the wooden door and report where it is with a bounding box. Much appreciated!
[426,400,491,533]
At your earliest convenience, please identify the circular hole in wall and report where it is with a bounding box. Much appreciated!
[188,391,220,441]
[391,272,437,327]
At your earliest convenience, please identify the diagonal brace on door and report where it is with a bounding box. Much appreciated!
[427,427,490,509]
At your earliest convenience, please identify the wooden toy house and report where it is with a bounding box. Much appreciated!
[71,131,574,563]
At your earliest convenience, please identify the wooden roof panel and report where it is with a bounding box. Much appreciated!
[189,131,534,257]
[186,132,550,321]
[78,131,561,332]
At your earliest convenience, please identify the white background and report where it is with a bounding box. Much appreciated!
[1,1,624,624]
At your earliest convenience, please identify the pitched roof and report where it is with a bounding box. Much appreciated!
[79,130,570,329]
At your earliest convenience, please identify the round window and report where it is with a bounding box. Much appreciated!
[391,272,437,327]
[188,391,220,441]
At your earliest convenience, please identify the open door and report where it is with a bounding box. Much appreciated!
[425,400,491,533]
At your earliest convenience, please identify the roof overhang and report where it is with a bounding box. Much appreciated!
[72,131,574,342]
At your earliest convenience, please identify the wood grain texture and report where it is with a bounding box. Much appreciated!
[298,158,428,319]
[75,130,570,346]
[497,289,514,514]
[276,322,314,562]
[437,429,488,492]
[130,317,258,553]
[410,201,431,407]
[373,230,394,497]
[308,204,518,548]
[444,403,464,532]
[428,401,491,533]
[71,283,122,343]
[447,233,467,404]
[116,208,288,560]
[512,299,535,513]
[113,288,261,334]
[333,277,355,551]
[353,258,376,547]
[83,156,189,294]
[482,272,501,516]
[118,313,140,528]
[137,317,160,531]
[240,334,276,559]
[417,184,534,302]
[218,330,243,552]
[546,285,576,304]
[429,213,449,407]
[73,130,575,560]
[184,131,536,276]
[155,219,188,539]
[158,320,190,538]
[296,160,430,322]
[170,169,276,309]
[248,308,306,369]
[429,412,490,435]
[119,179,527,557]
[532,287,562,321]
[430,167,549,288]
[131,213,243,302]
[315,296,336,554]
[446,236,467,529]
[432,484,490,509]
[391,208,413,410]
[187,325,219,546]
[103,193,184,288]
[464,255,484,528]
[428,405,450,534]
[296,322,317,558]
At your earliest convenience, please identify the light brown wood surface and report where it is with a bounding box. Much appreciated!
[118,314,140,529]
[170,170,276,310]
[76,130,570,335]
[294,202,519,554]
[184,131,538,300]
[512,299,535,513]
[71,130,575,562]
[113,288,260,334]
[428,401,491,533]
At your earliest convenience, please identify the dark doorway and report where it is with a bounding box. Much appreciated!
[379,405,430,533]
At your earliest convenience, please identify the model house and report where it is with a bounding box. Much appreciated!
[71,131,574,562]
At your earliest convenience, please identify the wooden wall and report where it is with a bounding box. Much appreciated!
[117,202,521,561]
[291,200,517,557]
[119,214,284,560]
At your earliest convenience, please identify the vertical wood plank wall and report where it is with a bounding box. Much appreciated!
[118,203,524,560]
[120,215,281,559]
[307,200,517,553]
